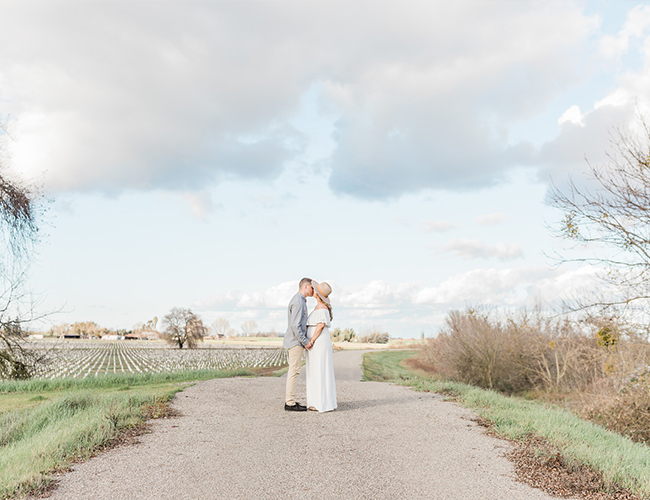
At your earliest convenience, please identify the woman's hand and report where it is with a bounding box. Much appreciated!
[307,323,325,349]
[305,341,314,350]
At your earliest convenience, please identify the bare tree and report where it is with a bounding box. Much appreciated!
[160,308,207,348]
[133,316,159,339]
[549,118,650,325]
[146,316,158,332]
[68,321,108,339]
[0,118,45,378]
[211,317,230,338]
[240,320,257,337]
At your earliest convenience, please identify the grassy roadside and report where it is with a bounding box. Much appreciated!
[0,368,254,499]
[362,350,650,498]
[0,368,255,395]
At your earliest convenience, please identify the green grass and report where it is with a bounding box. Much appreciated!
[362,349,416,381]
[272,366,290,377]
[363,350,650,498]
[0,368,254,395]
[0,368,253,498]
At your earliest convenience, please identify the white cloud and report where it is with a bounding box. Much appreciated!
[337,280,420,309]
[420,220,454,232]
[236,281,297,309]
[599,34,629,60]
[190,267,601,335]
[539,4,650,185]
[599,5,650,59]
[415,268,537,305]
[0,1,600,198]
[441,238,523,261]
[527,266,600,305]
[414,266,597,307]
[194,281,299,312]
[192,279,423,333]
[475,213,509,226]
[538,101,641,188]
[558,105,585,127]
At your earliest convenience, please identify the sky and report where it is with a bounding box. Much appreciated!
[1,0,650,337]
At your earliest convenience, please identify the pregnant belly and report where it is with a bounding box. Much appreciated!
[307,326,329,339]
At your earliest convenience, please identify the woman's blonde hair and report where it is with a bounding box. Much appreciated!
[316,294,333,321]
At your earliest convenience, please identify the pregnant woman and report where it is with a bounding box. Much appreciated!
[304,281,337,412]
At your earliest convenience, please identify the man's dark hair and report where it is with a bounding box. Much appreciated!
[299,277,313,289]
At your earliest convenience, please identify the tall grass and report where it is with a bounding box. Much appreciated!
[0,368,255,498]
[364,350,650,497]
[362,350,414,381]
[0,390,174,498]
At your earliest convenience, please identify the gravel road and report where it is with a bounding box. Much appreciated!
[44,350,555,500]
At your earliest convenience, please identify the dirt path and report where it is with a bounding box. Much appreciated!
[44,351,555,500]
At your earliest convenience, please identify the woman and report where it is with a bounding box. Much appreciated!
[305,280,337,412]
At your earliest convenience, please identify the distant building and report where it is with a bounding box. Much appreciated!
[102,334,125,340]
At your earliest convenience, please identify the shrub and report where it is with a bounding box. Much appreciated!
[330,328,355,342]
[583,372,650,444]
[421,309,540,392]
[358,332,390,344]
[420,307,650,442]
[420,308,644,394]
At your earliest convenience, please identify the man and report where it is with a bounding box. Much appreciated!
[283,277,313,411]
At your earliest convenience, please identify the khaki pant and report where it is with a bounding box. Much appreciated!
[285,345,304,405]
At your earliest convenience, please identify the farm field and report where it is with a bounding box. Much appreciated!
[27,341,288,379]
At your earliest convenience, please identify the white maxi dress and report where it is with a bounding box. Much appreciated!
[305,308,337,412]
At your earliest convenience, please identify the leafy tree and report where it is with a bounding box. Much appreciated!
[331,327,355,342]
[342,328,355,342]
[160,308,206,348]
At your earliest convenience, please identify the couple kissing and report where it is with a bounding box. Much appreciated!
[283,277,337,413]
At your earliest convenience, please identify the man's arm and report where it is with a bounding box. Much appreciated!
[289,300,309,346]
